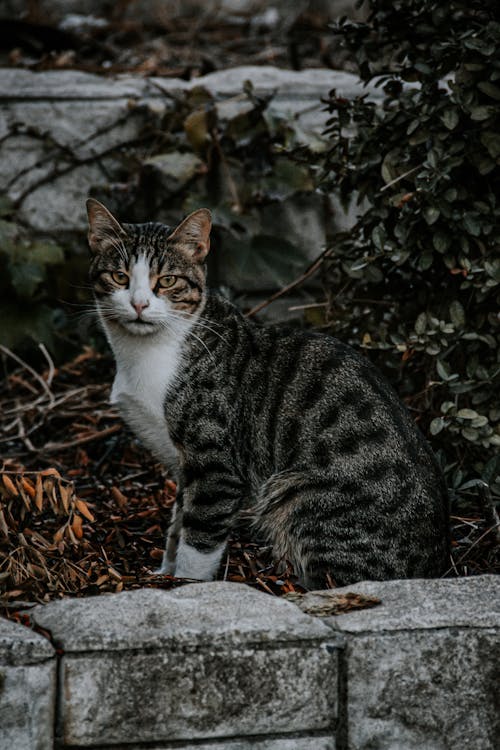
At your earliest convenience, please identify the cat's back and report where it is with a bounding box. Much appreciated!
[205,293,446,495]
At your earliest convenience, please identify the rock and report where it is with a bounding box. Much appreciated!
[0,616,56,750]
[302,576,500,750]
[31,582,339,747]
[143,151,204,194]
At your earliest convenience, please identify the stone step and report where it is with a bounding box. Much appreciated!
[1,575,499,749]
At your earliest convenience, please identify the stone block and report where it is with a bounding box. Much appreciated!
[122,737,335,749]
[31,582,339,747]
[0,615,56,750]
[301,576,500,750]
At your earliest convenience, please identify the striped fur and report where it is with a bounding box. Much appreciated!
[87,199,450,588]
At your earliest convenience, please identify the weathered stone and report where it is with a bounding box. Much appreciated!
[301,576,500,750]
[0,616,56,750]
[122,736,335,749]
[301,575,500,631]
[0,65,378,235]
[143,151,205,194]
[31,582,339,747]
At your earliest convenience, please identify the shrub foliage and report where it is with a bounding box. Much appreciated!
[319,0,500,502]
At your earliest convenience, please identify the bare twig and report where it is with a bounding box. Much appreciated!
[245,246,334,318]
[42,423,122,453]
[38,343,55,387]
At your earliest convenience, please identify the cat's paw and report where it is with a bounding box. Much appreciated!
[152,555,175,576]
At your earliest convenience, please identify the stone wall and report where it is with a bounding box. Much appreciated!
[0,65,380,306]
[1,576,498,749]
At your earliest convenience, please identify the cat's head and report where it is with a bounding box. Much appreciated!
[86,199,211,337]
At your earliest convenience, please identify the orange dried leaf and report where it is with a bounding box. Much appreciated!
[0,509,10,538]
[35,474,43,512]
[72,514,83,539]
[40,468,60,477]
[21,477,36,498]
[108,567,122,581]
[111,486,128,510]
[2,474,18,496]
[59,484,71,514]
[75,499,95,522]
[53,526,65,543]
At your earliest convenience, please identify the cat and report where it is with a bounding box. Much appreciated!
[86,197,450,588]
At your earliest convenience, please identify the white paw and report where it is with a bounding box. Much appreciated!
[153,554,175,576]
[174,539,226,581]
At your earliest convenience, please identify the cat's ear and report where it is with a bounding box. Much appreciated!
[169,208,212,261]
[86,198,126,254]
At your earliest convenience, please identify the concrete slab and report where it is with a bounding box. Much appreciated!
[0,616,56,750]
[31,583,339,747]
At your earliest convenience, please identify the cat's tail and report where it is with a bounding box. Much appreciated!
[251,469,331,589]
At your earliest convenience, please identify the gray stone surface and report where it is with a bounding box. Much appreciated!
[0,616,56,750]
[302,574,500,631]
[0,65,375,234]
[301,576,500,750]
[121,736,335,749]
[31,583,339,747]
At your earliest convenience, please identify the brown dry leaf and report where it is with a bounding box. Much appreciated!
[0,508,10,539]
[34,474,43,511]
[296,591,381,618]
[75,499,95,522]
[108,566,122,581]
[53,525,65,544]
[2,474,18,497]
[40,468,60,478]
[59,484,71,514]
[111,486,128,510]
[20,477,36,499]
[72,514,83,539]
[16,477,32,510]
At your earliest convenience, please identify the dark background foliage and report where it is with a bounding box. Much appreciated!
[316,0,500,507]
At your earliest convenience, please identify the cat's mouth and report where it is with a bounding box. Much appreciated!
[121,318,159,335]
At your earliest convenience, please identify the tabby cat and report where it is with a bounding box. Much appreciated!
[86,198,449,588]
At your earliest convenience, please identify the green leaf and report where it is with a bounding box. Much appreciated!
[29,241,64,266]
[461,427,479,441]
[457,409,479,420]
[480,131,500,159]
[371,225,386,250]
[436,359,450,380]
[430,417,445,435]
[463,214,481,236]
[440,109,459,130]
[433,231,451,253]
[424,206,440,225]
[449,300,465,327]
[470,106,493,121]
[415,312,427,335]
[478,81,500,100]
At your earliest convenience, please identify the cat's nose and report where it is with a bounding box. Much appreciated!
[132,300,149,316]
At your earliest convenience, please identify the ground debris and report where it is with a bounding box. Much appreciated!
[286,590,381,617]
[0,347,304,612]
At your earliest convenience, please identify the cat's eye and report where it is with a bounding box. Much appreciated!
[111,271,129,286]
[158,275,176,289]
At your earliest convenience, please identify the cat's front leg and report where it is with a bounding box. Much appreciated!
[156,496,183,575]
[172,464,244,581]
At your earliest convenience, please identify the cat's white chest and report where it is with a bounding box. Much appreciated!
[110,335,183,472]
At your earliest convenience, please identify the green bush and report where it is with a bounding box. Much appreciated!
[317,0,500,501]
